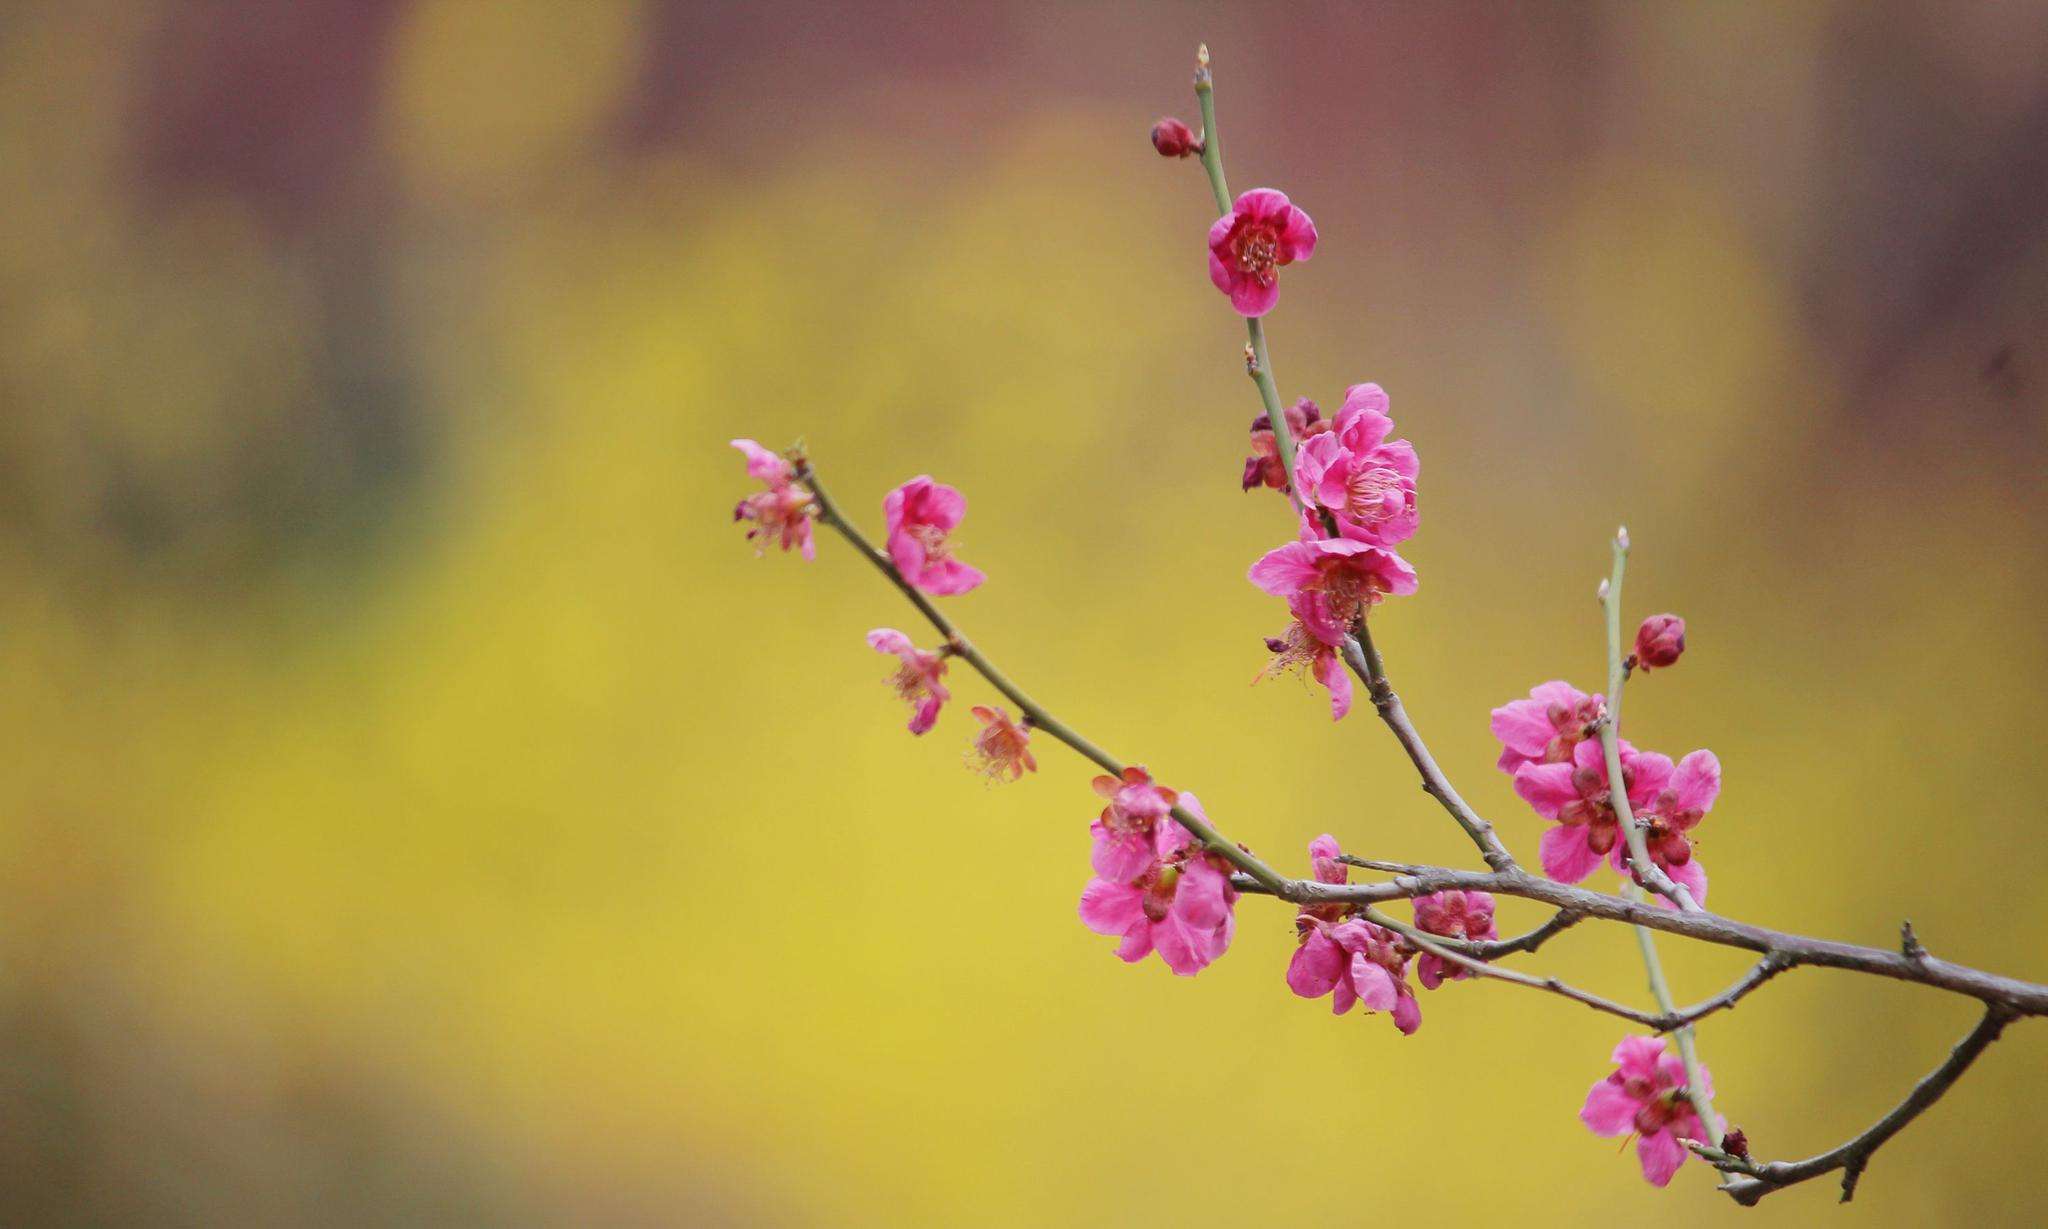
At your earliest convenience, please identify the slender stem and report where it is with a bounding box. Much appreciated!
[1363,907,1668,1028]
[799,460,1295,896]
[1193,47,1231,216]
[1702,1005,2019,1205]
[1597,532,1699,911]
[1627,885,1723,1145]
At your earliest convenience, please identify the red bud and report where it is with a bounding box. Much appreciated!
[1150,117,1200,158]
[1634,613,1686,670]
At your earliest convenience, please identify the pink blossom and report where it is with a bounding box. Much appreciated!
[1241,399,1330,493]
[965,705,1036,782]
[1248,535,1417,644]
[1295,384,1420,547]
[1410,890,1497,989]
[1284,835,1420,1033]
[1610,750,1718,906]
[1252,597,1353,720]
[1581,1035,1714,1187]
[1490,680,1605,775]
[1077,794,1238,976]
[1089,766,1179,882]
[1287,917,1421,1034]
[884,476,986,596]
[1207,188,1318,317]
[1511,737,1663,886]
[730,439,815,560]
[865,629,950,735]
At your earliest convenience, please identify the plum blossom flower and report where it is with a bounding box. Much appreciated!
[730,439,816,559]
[1410,890,1497,989]
[1078,794,1238,976]
[1581,1035,1714,1187]
[1248,534,1417,644]
[1252,596,1352,720]
[884,476,985,596]
[965,705,1035,781]
[1208,188,1318,317]
[1284,835,1420,1033]
[1295,384,1419,548]
[865,629,950,735]
[1613,750,1719,905]
[1511,737,1661,886]
[1241,399,1330,493]
[1491,680,1605,775]
[1288,917,1421,1033]
[1089,766,1179,883]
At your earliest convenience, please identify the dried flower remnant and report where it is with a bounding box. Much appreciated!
[965,705,1035,782]
[865,629,950,735]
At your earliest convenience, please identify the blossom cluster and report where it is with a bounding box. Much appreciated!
[729,157,1733,1193]
[1492,681,1721,906]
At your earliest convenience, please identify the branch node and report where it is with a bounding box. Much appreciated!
[1901,919,1929,962]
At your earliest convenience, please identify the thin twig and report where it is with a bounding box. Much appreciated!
[1360,907,1669,1029]
[799,460,1297,896]
[1699,1005,2020,1205]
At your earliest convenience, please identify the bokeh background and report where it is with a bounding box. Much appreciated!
[3,1,2046,1224]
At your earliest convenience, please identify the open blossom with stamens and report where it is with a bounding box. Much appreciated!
[1078,794,1237,976]
[884,476,986,596]
[1610,750,1718,905]
[1248,533,1417,644]
[965,705,1035,781]
[1295,384,1419,548]
[1253,596,1352,720]
[1581,1035,1714,1187]
[865,629,950,735]
[1512,737,1663,886]
[730,439,816,559]
[1089,766,1178,883]
[1240,399,1330,492]
[1491,680,1605,774]
[1208,188,1318,317]
[1410,890,1497,989]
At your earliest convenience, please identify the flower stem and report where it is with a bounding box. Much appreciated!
[1628,884,1724,1147]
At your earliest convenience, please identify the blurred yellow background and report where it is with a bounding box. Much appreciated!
[2,2,2045,1224]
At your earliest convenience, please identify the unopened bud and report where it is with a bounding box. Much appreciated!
[1150,117,1201,158]
[1721,1127,1749,1160]
[1634,613,1686,670]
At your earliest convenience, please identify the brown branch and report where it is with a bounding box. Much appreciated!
[1697,1005,2020,1205]
[1339,630,1518,872]
[1233,867,2048,1016]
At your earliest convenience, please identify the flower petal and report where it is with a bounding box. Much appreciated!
[1580,1077,1639,1137]
[1539,824,1605,883]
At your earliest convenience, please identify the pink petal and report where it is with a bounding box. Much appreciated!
[1490,698,1556,761]
[1089,822,1155,883]
[1233,187,1294,224]
[1114,923,1154,964]
[1078,880,1143,935]
[1153,916,1208,976]
[1390,990,1421,1035]
[1513,762,1578,819]
[1172,857,1230,929]
[866,628,915,657]
[1539,824,1605,883]
[1351,956,1399,1012]
[915,559,985,596]
[908,696,943,735]
[730,438,790,484]
[1287,931,1344,998]
[1330,970,1358,1015]
[1580,1078,1640,1137]
[1207,249,1235,296]
[1247,542,1319,596]
[1313,648,1353,721]
[1635,1131,1689,1187]
[1416,953,1445,991]
[1610,1035,1668,1080]
[1230,277,1281,318]
[917,481,967,532]
[1626,750,1674,807]
[1667,856,1708,907]
[1670,750,1721,814]
[1277,204,1318,261]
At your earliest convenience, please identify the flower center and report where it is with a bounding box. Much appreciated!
[1234,223,1280,285]
[1343,464,1403,524]
[910,522,953,562]
[1318,561,1385,626]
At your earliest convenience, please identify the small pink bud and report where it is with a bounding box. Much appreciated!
[1634,614,1686,671]
[1150,117,1200,158]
